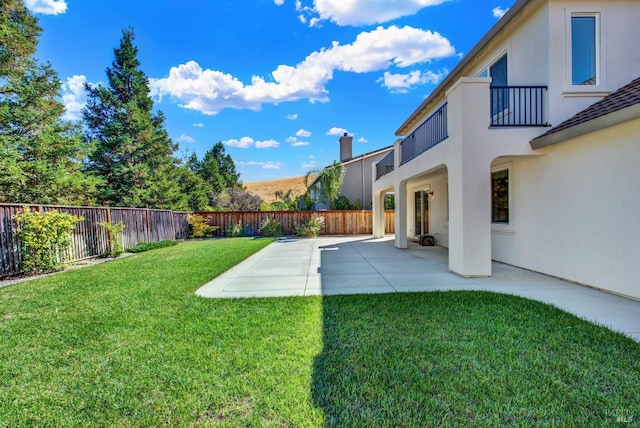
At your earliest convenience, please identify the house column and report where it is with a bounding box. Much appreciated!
[372,166,386,238]
[372,192,386,238]
[394,179,408,248]
[447,162,492,276]
[445,76,493,276]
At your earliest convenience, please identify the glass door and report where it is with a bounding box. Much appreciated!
[414,191,429,236]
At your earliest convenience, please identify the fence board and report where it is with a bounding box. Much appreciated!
[195,210,395,237]
[0,204,188,277]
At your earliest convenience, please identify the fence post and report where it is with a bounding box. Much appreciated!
[170,211,176,240]
[106,208,113,255]
[145,209,151,242]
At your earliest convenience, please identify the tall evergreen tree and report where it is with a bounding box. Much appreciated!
[196,142,240,194]
[83,28,184,209]
[0,0,98,204]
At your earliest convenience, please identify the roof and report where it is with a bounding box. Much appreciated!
[531,76,640,148]
[396,0,532,136]
[341,144,393,166]
[308,144,394,187]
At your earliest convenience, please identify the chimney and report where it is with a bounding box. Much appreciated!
[339,132,353,162]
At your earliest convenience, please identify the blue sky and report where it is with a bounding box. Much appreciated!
[29,0,514,183]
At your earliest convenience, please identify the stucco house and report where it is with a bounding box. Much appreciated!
[372,0,640,300]
[310,134,392,209]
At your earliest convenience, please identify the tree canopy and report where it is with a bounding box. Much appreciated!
[0,0,99,205]
[83,28,185,209]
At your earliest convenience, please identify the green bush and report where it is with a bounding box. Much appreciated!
[295,214,324,238]
[226,222,244,237]
[98,221,126,257]
[334,195,361,210]
[260,218,282,237]
[13,206,83,274]
[126,240,178,253]
[187,214,219,238]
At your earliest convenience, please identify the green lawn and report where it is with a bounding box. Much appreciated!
[0,238,638,426]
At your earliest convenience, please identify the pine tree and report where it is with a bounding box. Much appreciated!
[83,28,183,209]
[196,142,240,194]
[0,0,98,204]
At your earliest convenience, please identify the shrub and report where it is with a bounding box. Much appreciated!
[98,221,126,257]
[295,214,324,238]
[126,240,178,253]
[226,222,244,237]
[13,206,84,274]
[334,195,361,210]
[260,218,282,237]
[187,214,219,238]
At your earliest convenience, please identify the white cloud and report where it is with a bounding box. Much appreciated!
[302,161,317,168]
[61,75,88,121]
[327,127,348,136]
[378,69,447,93]
[223,137,279,149]
[297,0,450,27]
[238,160,282,169]
[296,128,312,137]
[263,161,282,169]
[287,137,311,147]
[492,6,508,19]
[357,137,368,143]
[256,139,280,149]
[223,137,255,148]
[150,25,455,115]
[25,0,67,14]
[178,134,195,143]
[287,113,298,120]
[193,122,204,127]
[274,0,285,5]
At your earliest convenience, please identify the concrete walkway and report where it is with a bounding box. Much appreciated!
[196,236,640,341]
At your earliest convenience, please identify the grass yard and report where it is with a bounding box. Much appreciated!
[0,238,639,426]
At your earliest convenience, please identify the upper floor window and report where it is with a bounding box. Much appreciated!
[571,15,597,85]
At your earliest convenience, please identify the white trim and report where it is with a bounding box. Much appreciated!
[564,8,606,93]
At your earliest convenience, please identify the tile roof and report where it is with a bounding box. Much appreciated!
[535,76,640,140]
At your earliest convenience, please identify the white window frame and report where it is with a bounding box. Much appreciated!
[564,8,606,96]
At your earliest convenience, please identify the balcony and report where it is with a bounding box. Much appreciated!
[400,103,448,165]
[375,150,394,180]
[490,86,548,127]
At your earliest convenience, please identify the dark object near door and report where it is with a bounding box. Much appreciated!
[419,234,435,246]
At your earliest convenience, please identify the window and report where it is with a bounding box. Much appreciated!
[492,170,509,223]
[571,15,597,85]
[489,54,508,116]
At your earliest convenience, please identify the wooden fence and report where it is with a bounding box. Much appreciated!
[0,204,189,277]
[1,205,394,277]
[195,210,396,237]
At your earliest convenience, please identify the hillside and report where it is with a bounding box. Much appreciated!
[243,176,308,203]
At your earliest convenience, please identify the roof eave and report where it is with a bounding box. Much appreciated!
[530,103,640,149]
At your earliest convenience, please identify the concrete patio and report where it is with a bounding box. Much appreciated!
[196,236,640,341]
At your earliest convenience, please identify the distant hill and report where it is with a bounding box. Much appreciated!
[243,176,308,203]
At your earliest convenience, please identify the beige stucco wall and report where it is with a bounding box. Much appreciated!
[492,117,640,299]
[373,0,640,292]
